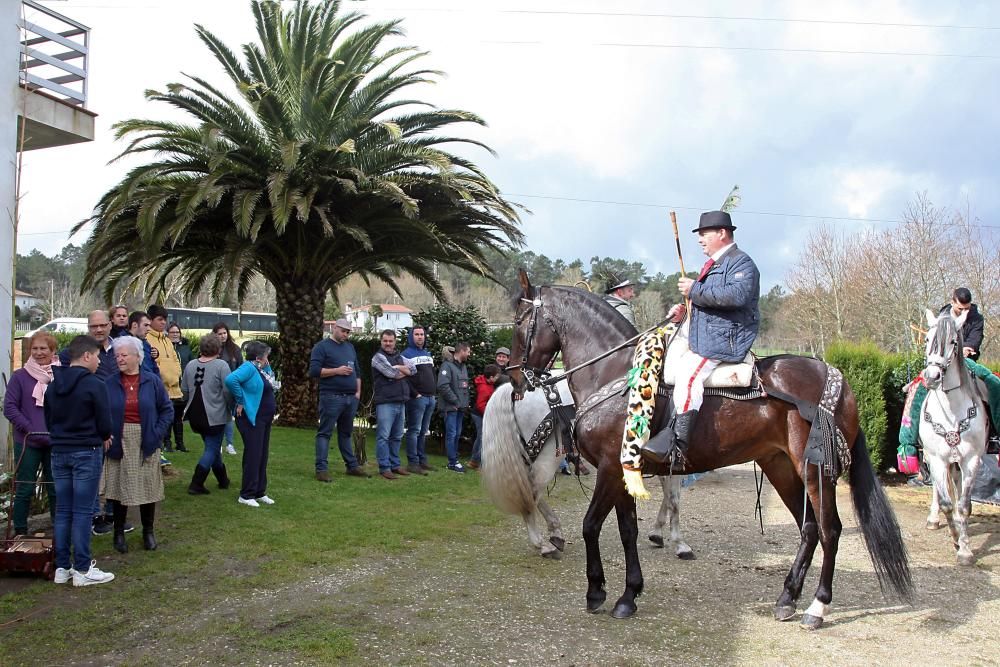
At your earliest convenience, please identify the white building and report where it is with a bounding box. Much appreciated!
[2,1,95,457]
[14,288,38,310]
[345,303,414,332]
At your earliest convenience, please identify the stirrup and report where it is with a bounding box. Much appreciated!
[641,428,675,465]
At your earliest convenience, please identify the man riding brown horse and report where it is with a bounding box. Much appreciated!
[642,210,761,464]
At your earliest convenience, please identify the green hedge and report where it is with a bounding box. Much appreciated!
[822,341,999,471]
[824,341,892,470]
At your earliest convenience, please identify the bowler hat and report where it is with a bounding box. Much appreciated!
[692,210,736,233]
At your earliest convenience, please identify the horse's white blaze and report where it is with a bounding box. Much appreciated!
[805,598,829,619]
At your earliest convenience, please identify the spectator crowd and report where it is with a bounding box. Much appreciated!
[6,309,510,587]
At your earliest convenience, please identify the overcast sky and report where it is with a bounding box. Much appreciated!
[16,0,1000,290]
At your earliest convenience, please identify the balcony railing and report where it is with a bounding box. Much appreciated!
[19,0,90,107]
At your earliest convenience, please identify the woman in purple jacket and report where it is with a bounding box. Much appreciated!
[3,332,59,536]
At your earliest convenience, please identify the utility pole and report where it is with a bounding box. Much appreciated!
[50,278,54,318]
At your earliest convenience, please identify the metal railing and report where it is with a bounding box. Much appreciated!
[18,0,90,107]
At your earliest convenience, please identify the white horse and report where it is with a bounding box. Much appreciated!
[920,308,989,565]
[482,381,694,560]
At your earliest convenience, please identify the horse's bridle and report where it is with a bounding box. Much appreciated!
[924,319,964,390]
[509,286,559,391]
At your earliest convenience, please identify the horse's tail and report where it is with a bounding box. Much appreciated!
[848,429,914,602]
[482,383,537,516]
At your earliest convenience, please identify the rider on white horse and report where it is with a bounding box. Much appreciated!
[643,211,761,464]
[899,288,999,481]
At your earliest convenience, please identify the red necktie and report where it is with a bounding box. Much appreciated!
[697,258,715,281]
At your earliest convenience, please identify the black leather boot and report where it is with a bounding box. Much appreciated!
[140,503,157,551]
[673,410,699,458]
[641,416,677,464]
[212,462,231,490]
[188,464,211,495]
[112,502,128,553]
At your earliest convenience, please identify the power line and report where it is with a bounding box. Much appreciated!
[479,40,1000,60]
[18,195,1000,236]
[505,193,1000,230]
[374,6,1000,32]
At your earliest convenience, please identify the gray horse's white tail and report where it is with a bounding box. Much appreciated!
[482,383,537,516]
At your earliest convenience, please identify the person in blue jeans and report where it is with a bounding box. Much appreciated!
[181,334,233,494]
[45,335,116,586]
[309,318,367,481]
[437,343,471,472]
[371,330,416,479]
[401,325,437,473]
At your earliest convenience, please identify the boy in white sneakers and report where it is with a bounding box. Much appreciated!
[45,336,116,586]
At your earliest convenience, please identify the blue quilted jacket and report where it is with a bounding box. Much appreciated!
[688,245,761,362]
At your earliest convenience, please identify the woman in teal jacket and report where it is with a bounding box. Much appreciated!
[224,341,279,508]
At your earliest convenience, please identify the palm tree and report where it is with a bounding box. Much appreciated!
[76,0,522,425]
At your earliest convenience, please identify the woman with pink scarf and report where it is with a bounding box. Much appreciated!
[3,332,60,536]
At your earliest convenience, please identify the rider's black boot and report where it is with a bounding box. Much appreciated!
[673,410,698,456]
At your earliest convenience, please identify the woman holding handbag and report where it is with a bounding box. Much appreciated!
[182,334,233,495]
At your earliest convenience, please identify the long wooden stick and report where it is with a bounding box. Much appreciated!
[670,211,691,314]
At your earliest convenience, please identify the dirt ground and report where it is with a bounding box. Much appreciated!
[8,465,1000,666]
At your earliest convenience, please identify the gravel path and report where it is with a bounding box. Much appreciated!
[84,465,1000,666]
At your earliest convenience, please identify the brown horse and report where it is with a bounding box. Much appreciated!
[507,271,912,628]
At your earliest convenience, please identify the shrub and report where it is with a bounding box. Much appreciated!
[823,340,891,470]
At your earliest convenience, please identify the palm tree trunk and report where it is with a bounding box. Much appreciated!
[275,281,327,427]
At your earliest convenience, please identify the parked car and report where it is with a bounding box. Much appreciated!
[24,317,89,337]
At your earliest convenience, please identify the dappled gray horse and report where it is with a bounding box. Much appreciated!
[482,381,693,560]
[919,308,989,565]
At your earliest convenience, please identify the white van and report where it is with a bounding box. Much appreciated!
[24,317,90,337]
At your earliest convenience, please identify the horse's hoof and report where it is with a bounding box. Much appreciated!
[774,605,796,621]
[541,548,562,560]
[800,613,823,630]
[957,553,976,566]
[648,534,664,548]
[925,521,941,530]
[611,602,637,619]
[549,536,566,552]
[676,549,696,560]
[586,593,606,613]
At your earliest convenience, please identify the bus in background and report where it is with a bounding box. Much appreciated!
[164,306,278,340]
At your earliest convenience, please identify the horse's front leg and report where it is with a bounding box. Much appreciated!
[927,457,961,550]
[582,466,619,613]
[611,490,644,619]
[953,455,983,566]
[926,478,942,530]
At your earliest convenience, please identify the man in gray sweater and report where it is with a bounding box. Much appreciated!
[437,343,471,472]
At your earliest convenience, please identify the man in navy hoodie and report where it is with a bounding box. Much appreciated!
[45,335,116,587]
[401,325,437,473]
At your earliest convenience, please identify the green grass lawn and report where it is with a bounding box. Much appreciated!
[0,425,503,665]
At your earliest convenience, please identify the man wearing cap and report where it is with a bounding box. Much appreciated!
[603,275,637,327]
[642,210,760,464]
[309,319,368,481]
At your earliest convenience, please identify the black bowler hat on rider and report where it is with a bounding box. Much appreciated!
[692,210,737,233]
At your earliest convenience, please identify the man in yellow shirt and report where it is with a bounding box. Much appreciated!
[146,304,186,452]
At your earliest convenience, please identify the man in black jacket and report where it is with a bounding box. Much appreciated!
[939,287,985,361]
[46,336,116,586]
[372,330,415,480]
[402,325,437,473]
